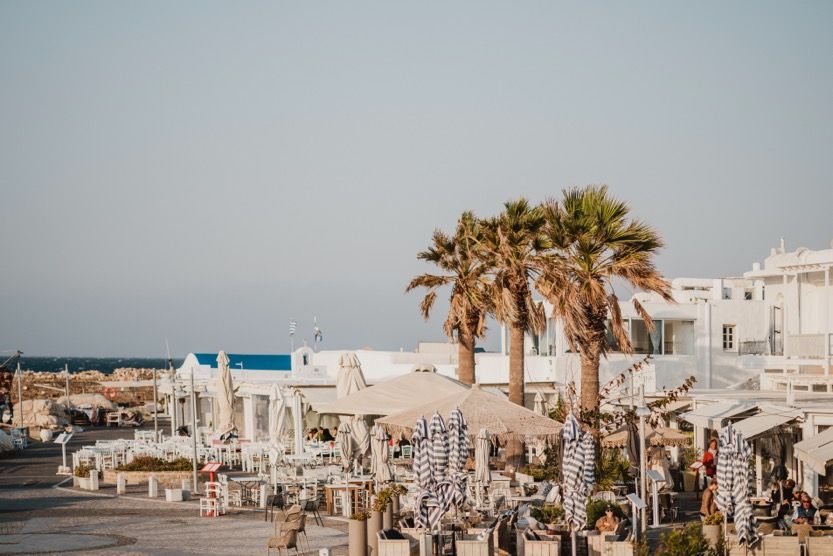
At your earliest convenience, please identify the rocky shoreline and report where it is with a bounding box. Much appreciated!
[11,368,171,407]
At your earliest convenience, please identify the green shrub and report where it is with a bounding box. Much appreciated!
[116,456,192,472]
[522,464,558,481]
[596,449,632,491]
[656,523,710,555]
[703,511,723,526]
[585,499,625,530]
[372,488,392,512]
[74,464,101,478]
[530,504,565,524]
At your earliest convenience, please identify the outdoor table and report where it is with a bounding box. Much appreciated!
[324,483,364,516]
[230,476,263,506]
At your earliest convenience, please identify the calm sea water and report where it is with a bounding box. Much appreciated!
[12,357,185,374]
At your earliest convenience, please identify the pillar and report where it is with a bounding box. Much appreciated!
[116,473,126,495]
[825,267,830,376]
[148,475,158,498]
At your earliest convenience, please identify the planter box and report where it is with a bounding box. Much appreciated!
[78,477,91,490]
[165,488,184,502]
[103,469,191,489]
[702,525,721,549]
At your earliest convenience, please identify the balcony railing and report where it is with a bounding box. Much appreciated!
[785,334,829,359]
[739,340,768,356]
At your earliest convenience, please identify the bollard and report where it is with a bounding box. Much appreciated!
[181,479,191,501]
[259,485,268,509]
[116,473,126,495]
[89,471,99,491]
[148,475,158,498]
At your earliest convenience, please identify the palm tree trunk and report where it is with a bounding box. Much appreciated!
[508,324,525,406]
[580,351,600,415]
[457,328,476,385]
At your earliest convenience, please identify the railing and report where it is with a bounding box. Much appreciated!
[785,334,827,359]
[739,340,768,356]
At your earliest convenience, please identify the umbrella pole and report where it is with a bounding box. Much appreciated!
[571,528,577,556]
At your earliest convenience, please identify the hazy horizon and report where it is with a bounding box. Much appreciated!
[2,2,831,357]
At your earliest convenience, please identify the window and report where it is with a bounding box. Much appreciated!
[722,288,732,300]
[744,290,753,300]
[664,320,695,355]
[722,325,735,350]
[631,319,663,355]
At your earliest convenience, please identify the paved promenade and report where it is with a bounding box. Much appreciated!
[0,423,349,555]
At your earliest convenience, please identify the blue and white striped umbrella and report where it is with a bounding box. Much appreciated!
[716,423,759,546]
[412,417,435,529]
[427,412,451,529]
[446,408,470,509]
[561,413,595,531]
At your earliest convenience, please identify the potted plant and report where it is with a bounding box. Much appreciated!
[702,512,723,548]
[374,488,394,529]
[681,445,701,492]
[74,464,97,489]
[390,483,407,516]
[530,504,565,531]
[349,511,368,556]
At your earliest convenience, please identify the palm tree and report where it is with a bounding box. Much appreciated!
[537,185,671,418]
[406,212,490,385]
[479,199,548,406]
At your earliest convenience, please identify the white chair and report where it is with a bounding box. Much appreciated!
[199,497,222,517]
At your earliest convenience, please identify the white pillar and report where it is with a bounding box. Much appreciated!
[783,274,789,371]
[116,473,126,495]
[754,441,763,496]
[148,475,158,498]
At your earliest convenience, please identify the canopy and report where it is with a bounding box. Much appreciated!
[602,426,691,449]
[794,427,833,476]
[376,384,561,442]
[215,351,235,434]
[720,411,799,441]
[680,401,756,429]
[320,366,469,417]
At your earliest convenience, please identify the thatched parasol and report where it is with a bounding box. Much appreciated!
[602,426,690,449]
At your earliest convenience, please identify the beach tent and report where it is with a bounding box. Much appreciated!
[376,384,561,443]
[320,365,469,417]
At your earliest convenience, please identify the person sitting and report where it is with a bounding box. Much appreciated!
[320,428,334,442]
[595,505,620,533]
[771,479,795,518]
[306,428,319,442]
[793,494,817,524]
[700,480,719,519]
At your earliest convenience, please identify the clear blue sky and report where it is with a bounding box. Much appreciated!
[1,2,831,357]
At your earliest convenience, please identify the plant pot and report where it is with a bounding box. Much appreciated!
[349,519,368,556]
[702,524,721,548]
[383,502,393,529]
[367,510,383,555]
[683,469,697,492]
[78,477,91,490]
[72,476,80,488]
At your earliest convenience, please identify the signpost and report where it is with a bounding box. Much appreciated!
[646,469,667,527]
[627,493,648,544]
[54,432,74,475]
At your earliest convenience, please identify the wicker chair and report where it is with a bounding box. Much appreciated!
[266,529,298,556]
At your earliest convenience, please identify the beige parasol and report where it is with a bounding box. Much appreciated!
[601,426,691,449]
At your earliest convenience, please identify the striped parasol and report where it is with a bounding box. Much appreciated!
[411,417,435,529]
[446,408,470,509]
[561,413,594,531]
[716,423,759,546]
[427,412,452,529]
[370,425,392,486]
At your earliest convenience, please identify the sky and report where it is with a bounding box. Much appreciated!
[1,2,831,357]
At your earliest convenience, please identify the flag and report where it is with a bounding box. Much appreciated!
[313,317,323,343]
[289,320,297,336]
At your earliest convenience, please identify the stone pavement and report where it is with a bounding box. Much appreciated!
[0,423,350,555]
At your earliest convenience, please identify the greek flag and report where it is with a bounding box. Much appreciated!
[289,320,297,336]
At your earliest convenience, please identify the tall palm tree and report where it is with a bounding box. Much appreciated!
[406,212,490,385]
[479,199,549,406]
[537,185,671,418]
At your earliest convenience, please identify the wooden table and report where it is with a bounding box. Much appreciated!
[325,484,364,516]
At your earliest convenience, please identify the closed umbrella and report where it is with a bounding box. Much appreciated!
[215,351,235,436]
[371,425,392,486]
[412,417,436,529]
[533,392,547,416]
[268,384,287,466]
[561,413,595,556]
[427,412,451,529]
[351,416,371,470]
[336,353,370,471]
[716,423,759,547]
[446,408,470,509]
[474,428,491,508]
[338,421,353,470]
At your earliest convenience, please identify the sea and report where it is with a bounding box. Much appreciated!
[11,357,185,374]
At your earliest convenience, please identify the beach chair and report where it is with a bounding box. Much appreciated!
[521,527,560,556]
[266,529,299,556]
